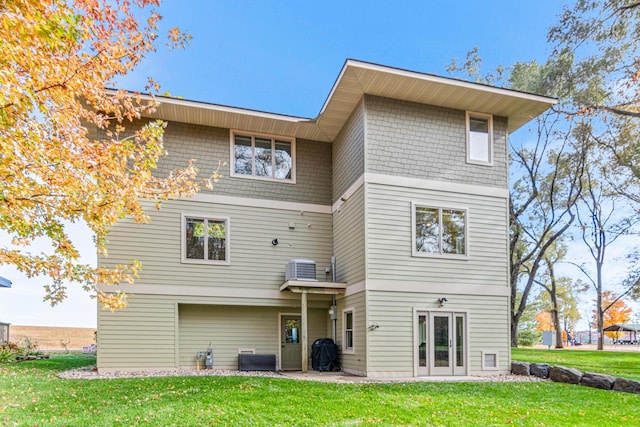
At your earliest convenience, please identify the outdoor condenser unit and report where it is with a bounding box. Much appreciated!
[285,259,317,281]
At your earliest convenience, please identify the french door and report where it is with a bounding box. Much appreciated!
[416,311,466,376]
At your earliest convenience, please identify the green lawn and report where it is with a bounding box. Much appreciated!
[1,354,639,426]
[512,347,640,381]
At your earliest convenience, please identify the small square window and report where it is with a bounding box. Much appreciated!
[466,112,493,165]
[182,214,229,264]
[482,351,499,370]
[343,309,354,353]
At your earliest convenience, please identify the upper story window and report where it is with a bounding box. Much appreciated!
[182,214,230,265]
[412,203,467,257]
[231,131,295,182]
[466,112,493,165]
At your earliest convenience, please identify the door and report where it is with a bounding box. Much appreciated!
[281,316,302,370]
[416,311,466,376]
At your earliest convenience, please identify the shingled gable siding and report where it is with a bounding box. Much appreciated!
[153,121,333,205]
[333,100,365,202]
[364,95,508,188]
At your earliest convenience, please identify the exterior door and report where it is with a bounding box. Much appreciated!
[417,311,466,376]
[281,316,302,370]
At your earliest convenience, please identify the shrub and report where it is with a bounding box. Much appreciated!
[518,329,542,347]
[0,342,19,363]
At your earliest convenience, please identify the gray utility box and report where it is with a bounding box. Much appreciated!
[238,354,276,371]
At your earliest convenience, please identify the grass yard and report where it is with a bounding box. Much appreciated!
[512,348,640,381]
[1,354,639,426]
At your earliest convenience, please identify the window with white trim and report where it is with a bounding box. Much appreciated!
[466,112,493,165]
[231,131,295,182]
[343,309,354,353]
[182,215,229,264]
[413,203,467,257]
[482,350,499,370]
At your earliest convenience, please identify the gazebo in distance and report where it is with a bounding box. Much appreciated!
[603,323,640,346]
[0,276,11,344]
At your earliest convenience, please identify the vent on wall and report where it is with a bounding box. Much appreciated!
[285,259,317,281]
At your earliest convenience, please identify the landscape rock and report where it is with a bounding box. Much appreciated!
[549,366,583,384]
[529,363,549,379]
[511,361,530,376]
[613,378,640,394]
[580,372,615,390]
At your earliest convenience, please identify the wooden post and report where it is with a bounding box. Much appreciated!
[301,289,308,373]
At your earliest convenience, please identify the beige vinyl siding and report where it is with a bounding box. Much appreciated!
[336,290,367,375]
[364,95,508,189]
[178,305,329,369]
[97,294,176,369]
[332,185,365,284]
[333,100,364,201]
[366,183,508,286]
[100,199,333,290]
[98,293,332,370]
[367,291,510,376]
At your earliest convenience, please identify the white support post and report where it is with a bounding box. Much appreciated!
[301,289,308,373]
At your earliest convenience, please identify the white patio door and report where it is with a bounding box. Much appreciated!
[417,311,466,376]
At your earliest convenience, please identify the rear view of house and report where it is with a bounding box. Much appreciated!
[97,60,555,377]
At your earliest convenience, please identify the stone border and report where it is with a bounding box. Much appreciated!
[512,361,640,394]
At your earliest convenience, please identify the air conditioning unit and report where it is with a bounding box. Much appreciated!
[285,259,317,281]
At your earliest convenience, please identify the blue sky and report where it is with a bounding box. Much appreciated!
[1,1,576,328]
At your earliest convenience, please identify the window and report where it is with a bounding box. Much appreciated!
[182,214,229,264]
[466,112,492,165]
[482,351,499,370]
[343,309,354,353]
[231,131,295,182]
[413,203,467,257]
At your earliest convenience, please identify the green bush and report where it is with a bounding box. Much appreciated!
[0,342,19,363]
[518,329,542,347]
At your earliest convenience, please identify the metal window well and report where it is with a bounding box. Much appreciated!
[285,259,316,281]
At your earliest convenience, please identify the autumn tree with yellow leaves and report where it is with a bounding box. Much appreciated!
[0,0,215,309]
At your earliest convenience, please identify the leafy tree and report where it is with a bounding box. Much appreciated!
[534,243,582,348]
[0,0,216,310]
[547,1,640,200]
[534,310,554,332]
[447,50,587,347]
[570,157,640,349]
[596,291,633,340]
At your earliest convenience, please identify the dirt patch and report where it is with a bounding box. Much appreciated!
[9,325,96,351]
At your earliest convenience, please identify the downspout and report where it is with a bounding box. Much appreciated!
[331,256,337,342]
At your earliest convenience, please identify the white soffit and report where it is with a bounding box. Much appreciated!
[139,59,556,142]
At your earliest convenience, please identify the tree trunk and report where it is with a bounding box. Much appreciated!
[596,262,604,350]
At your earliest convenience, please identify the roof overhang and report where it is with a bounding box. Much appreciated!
[603,323,640,332]
[280,280,346,295]
[132,59,557,142]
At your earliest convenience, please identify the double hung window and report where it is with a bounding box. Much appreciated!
[343,309,354,353]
